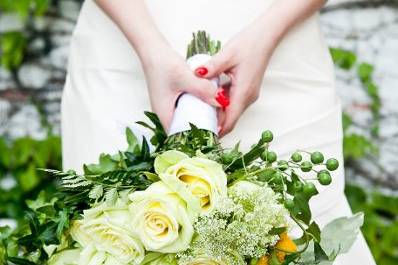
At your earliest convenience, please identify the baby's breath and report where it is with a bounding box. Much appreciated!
[179,184,288,265]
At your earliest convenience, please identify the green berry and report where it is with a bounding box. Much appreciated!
[300,161,313,172]
[284,199,295,209]
[303,182,317,196]
[291,152,302,163]
[311,151,324,164]
[326,158,339,171]
[272,171,283,184]
[261,130,274,143]
[293,181,303,192]
[318,170,332,185]
[278,160,289,171]
[261,151,277,163]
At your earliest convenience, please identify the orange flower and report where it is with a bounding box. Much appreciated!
[256,255,270,265]
[257,232,297,265]
[275,232,297,262]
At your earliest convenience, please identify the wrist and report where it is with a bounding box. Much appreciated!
[136,38,174,68]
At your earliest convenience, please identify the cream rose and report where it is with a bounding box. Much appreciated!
[154,150,227,213]
[129,181,194,253]
[70,201,145,265]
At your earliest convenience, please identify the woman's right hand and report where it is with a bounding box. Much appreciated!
[142,47,221,131]
[95,0,221,131]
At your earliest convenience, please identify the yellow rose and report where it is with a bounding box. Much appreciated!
[70,201,145,265]
[129,181,194,253]
[155,150,227,213]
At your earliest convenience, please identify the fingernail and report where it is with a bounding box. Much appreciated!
[195,66,208,77]
[215,88,230,108]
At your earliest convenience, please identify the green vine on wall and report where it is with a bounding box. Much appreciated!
[330,48,380,160]
[0,136,62,221]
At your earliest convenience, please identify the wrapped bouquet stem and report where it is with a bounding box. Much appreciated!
[0,32,363,265]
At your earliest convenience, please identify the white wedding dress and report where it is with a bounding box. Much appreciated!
[61,0,375,264]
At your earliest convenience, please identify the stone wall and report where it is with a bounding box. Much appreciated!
[0,0,397,189]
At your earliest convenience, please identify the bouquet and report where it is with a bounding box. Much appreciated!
[0,32,363,265]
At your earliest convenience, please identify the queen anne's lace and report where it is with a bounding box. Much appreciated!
[178,184,288,265]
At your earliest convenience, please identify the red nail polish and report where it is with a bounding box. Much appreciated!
[195,66,208,76]
[216,88,230,108]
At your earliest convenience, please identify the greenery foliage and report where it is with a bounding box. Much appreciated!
[346,184,398,265]
[0,136,61,221]
[0,1,396,263]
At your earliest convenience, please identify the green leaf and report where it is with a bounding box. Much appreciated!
[126,127,140,154]
[321,213,364,257]
[357,63,374,83]
[307,222,321,243]
[140,137,151,161]
[7,257,36,265]
[88,184,103,200]
[17,164,40,192]
[314,242,329,262]
[330,48,357,70]
[56,209,69,239]
[0,31,27,69]
[37,222,58,245]
[84,154,118,175]
[292,194,312,225]
[0,138,10,168]
[105,188,118,206]
[343,133,377,160]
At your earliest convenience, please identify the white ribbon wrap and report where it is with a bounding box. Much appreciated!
[168,54,219,136]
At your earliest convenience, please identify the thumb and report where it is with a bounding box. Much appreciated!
[196,50,234,79]
[183,77,221,108]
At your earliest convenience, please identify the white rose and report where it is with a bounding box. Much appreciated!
[70,201,145,265]
[155,150,227,213]
[47,249,80,265]
[129,181,194,253]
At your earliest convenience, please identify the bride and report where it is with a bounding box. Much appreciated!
[61,0,375,264]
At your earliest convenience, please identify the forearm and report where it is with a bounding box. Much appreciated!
[257,0,326,47]
[95,0,170,66]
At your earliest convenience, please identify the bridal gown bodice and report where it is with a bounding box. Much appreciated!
[61,1,375,264]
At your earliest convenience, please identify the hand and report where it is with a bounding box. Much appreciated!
[197,22,281,137]
[142,46,221,131]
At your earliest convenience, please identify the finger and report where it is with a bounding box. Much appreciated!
[196,49,235,79]
[219,103,243,137]
[218,79,246,137]
[152,96,178,133]
[182,77,222,107]
[217,106,227,135]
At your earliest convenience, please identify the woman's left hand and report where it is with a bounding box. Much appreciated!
[197,21,283,137]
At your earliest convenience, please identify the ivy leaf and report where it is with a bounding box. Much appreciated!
[330,48,356,70]
[307,221,321,243]
[292,194,312,225]
[84,154,118,175]
[37,222,58,245]
[357,63,374,83]
[343,133,377,160]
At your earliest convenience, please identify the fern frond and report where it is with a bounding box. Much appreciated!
[89,184,104,200]
[105,188,118,206]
